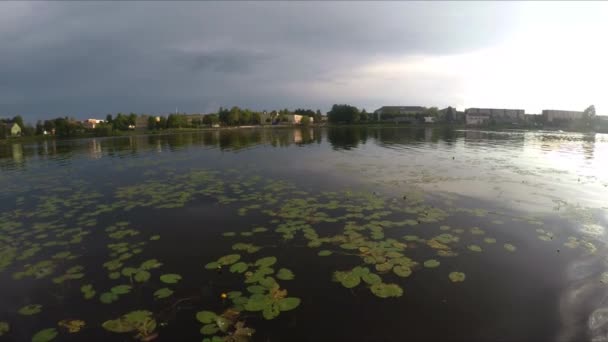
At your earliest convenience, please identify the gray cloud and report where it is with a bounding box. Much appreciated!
[0,2,566,121]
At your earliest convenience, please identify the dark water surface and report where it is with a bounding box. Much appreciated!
[0,127,607,342]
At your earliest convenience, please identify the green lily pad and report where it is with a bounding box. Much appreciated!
[31,328,57,342]
[318,250,333,256]
[484,238,497,244]
[468,245,482,252]
[361,272,382,285]
[108,272,120,280]
[245,294,272,311]
[278,297,301,311]
[538,235,552,241]
[160,273,182,284]
[375,262,393,273]
[205,261,221,270]
[149,235,160,241]
[230,262,248,273]
[255,256,277,267]
[449,271,466,282]
[403,235,419,241]
[153,288,173,299]
[252,227,268,233]
[276,268,294,280]
[200,323,219,335]
[423,259,440,268]
[111,285,132,295]
[100,292,119,304]
[504,243,517,252]
[262,303,280,320]
[218,254,241,265]
[247,285,267,294]
[340,272,361,288]
[600,272,608,284]
[393,265,412,277]
[196,311,218,324]
[370,283,403,298]
[140,259,162,270]
[0,321,9,336]
[134,270,151,283]
[19,304,42,315]
[222,232,236,237]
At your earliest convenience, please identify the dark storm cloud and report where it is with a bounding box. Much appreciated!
[0,2,521,121]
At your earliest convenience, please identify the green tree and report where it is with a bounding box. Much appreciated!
[327,104,360,124]
[35,120,44,135]
[203,114,219,126]
[359,109,368,122]
[106,114,113,124]
[301,115,311,126]
[147,116,157,130]
[314,109,323,123]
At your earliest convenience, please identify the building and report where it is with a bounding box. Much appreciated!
[10,123,21,136]
[465,108,524,124]
[183,114,205,125]
[374,106,426,122]
[82,119,104,129]
[424,116,436,123]
[135,115,149,130]
[542,109,584,123]
[286,114,313,124]
[465,113,491,126]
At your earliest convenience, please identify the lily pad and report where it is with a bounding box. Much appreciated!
[222,232,236,237]
[153,288,174,299]
[370,283,403,298]
[393,265,412,277]
[468,245,482,252]
[361,272,382,285]
[276,268,295,280]
[149,235,160,241]
[159,273,182,284]
[100,292,118,304]
[111,285,132,295]
[340,272,361,288]
[449,271,466,282]
[484,238,497,244]
[19,304,42,315]
[58,319,85,333]
[317,250,333,256]
[255,256,277,267]
[134,270,151,283]
[218,254,241,266]
[0,321,9,336]
[31,328,57,342]
[423,259,440,268]
[196,311,218,324]
[205,261,221,270]
[504,243,517,252]
[277,297,300,311]
[200,323,219,335]
[230,262,248,273]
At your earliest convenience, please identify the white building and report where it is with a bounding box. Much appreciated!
[542,109,584,122]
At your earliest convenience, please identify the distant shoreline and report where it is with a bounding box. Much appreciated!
[1,123,604,145]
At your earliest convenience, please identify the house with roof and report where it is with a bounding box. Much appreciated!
[10,123,21,136]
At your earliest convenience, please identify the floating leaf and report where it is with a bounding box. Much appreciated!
[200,324,219,335]
[362,272,382,285]
[393,265,412,278]
[230,262,248,274]
[140,259,162,270]
[370,283,403,298]
[19,304,42,315]
[58,319,85,333]
[218,254,241,265]
[276,268,294,281]
[449,272,466,282]
[601,272,608,284]
[160,273,182,284]
[100,292,118,304]
[80,284,96,300]
[504,243,517,252]
[317,250,332,256]
[31,328,57,342]
[149,235,160,241]
[153,288,173,299]
[205,261,221,270]
[278,297,300,311]
[423,259,440,268]
[255,256,277,267]
[538,235,552,241]
[262,303,280,320]
[223,232,236,237]
[0,321,9,336]
[111,285,132,295]
[108,272,120,280]
[252,227,268,233]
[468,245,482,252]
[340,272,360,288]
[134,270,151,283]
[196,311,218,324]
[484,238,497,244]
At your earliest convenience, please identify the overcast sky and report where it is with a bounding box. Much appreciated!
[2,1,607,122]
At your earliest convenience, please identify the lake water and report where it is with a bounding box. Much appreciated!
[1,127,607,342]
